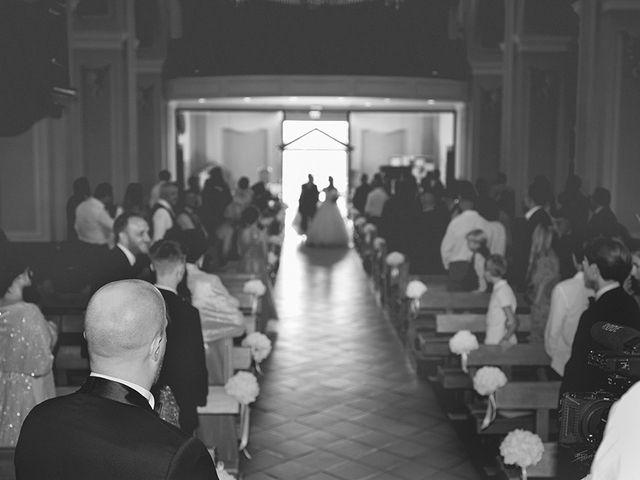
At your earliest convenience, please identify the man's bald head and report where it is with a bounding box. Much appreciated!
[85,280,167,363]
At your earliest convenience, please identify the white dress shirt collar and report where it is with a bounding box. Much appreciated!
[525,205,542,221]
[595,282,620,301]
[89,372,154,410]
[116,243,136,267]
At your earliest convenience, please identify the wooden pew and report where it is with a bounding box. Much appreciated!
[0,448,15,480]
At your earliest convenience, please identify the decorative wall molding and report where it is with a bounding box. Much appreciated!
[602,0,640,13]
[166,75,469,104]
[515,35,574,53]
[72,31,127,50]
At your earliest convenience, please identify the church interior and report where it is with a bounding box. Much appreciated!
[2,0,640,479]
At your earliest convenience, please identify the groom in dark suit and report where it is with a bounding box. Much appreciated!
[150,240,208,435]
[298,174,319,232]
[15,280,217,480]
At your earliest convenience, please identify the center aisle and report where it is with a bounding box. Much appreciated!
[241,237,481,480]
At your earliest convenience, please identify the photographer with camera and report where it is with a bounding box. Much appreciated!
[558,237,640,479]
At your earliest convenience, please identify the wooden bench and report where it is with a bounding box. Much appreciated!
[196,386,243,475]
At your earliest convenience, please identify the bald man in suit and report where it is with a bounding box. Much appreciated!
[15,280,217,480]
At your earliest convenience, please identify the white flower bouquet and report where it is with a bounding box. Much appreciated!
[448,330,479,372]
[224,371,260,405]
[243,279,267,297]
[354,217,366,228]
[385,251,405,266]
[268,235,283,246]
[405,280,428,299]
[500,429,544,480]
[363,223,377,235]
[473,366,507,396]
[473,366,508,430]
[373,237,386,250]
[242,332,273,363]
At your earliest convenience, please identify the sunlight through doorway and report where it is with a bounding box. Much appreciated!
[281,120,350,217]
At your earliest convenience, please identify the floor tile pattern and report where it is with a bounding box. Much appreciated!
[241,237,481,480]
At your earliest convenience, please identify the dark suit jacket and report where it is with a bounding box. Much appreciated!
[15,377,217,480]
[91,246,150,292]
[157,288,209,435]
[298,183,319,216]
[561,287,640,395]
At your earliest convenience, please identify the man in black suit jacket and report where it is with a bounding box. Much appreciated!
[92,212,152,291]
[558,238,640,480]
[150,240,208,435]
[298,174,319,232]
[586,187,631,244]
[15,280,217,480]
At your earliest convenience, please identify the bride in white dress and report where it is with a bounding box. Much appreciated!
[306,177,350,248]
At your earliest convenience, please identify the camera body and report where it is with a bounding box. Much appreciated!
[559,349,640,449]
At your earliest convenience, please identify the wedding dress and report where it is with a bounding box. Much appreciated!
[306,189,350,248]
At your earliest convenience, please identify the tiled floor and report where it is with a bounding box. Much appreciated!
[241,235,481,480]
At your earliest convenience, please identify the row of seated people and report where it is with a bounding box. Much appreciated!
[356,222,640,479]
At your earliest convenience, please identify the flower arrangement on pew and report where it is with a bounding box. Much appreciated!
[405,280,427,315]
[225,371,260,405]
[354,217,366,228]
[241,332,272,374]
[473,366,508,429]
[499,429,544,480]
[243,279,267,314]
[363,223,377,242]
[385,251,405,277]
[373,237,386,251]
[449,330,479,373]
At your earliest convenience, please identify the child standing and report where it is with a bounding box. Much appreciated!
[484,254,518,345]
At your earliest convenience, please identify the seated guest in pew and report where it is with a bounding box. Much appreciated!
[466,229,490,292]
[15,280,217,480]
[237,206,268,277]
[558,238,640,480]
[92,212,152,291]
[483,255,518,345]
[0,262,57,447]
[440,181,490,291]
[543,244,593,377]
[150,241,208,436]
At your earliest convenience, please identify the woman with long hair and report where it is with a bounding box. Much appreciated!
[526,223,560,342]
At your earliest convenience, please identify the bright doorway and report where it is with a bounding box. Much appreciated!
[281,120,350,217]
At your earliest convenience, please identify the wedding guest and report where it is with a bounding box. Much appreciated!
[364,174,389,227]
[466,229,490,292]
[410,190,447,274]
[352,173,371,215]
[15,280,217,479]
[225,176,254,225]
[587,187,630,244]
[0,263,57,446]
[440,181,490,291]
[150,241,208,436]
[557,174,589,240]
[483,255,518,345]
[426,168,445,199]
[490,172,515,220]
[526,224,560,342]
[149,169,171,208]
[559,238,640,480]
[92,212,151,291]
[66,176,90,240]
[380,179,418,255]
[552,211,579,280]
[251,167,275,213]
[187,175,201,195]
[176,190,207,237]
[237,206,268,276]
[202,166,233,240]
[544,244,593,377]
[152,182,179,243]
[483,202,507,256]
[75,182,115,247]
[122,182,148,219]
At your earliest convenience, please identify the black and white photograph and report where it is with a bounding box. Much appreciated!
[1,1,640,479]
